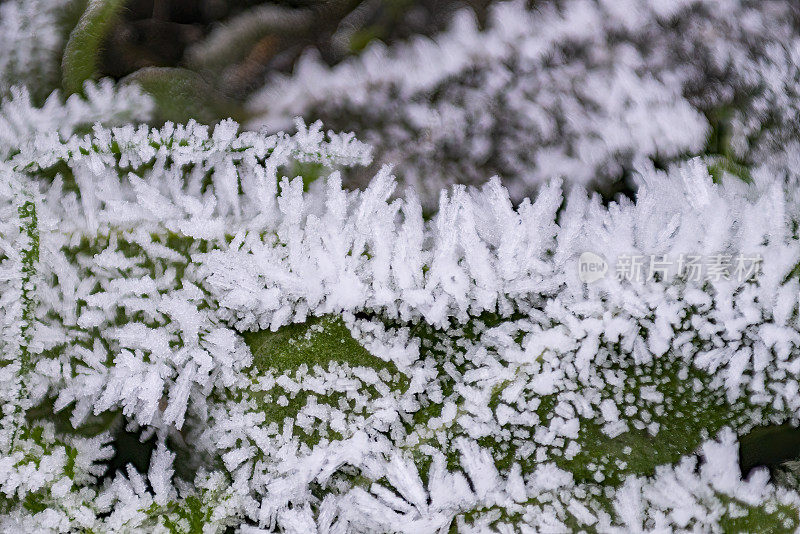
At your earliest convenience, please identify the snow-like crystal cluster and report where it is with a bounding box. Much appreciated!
[0,0,73,96]
[3,0,800,531]
[0,80,154,160]
[0,0,154,158]
[249,0,800,205]
[0,115,799,531]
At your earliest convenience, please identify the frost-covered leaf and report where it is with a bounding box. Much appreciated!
[1,93,800,531]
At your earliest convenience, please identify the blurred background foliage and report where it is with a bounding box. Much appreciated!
[39,0,780,204]
[80,0,493,122]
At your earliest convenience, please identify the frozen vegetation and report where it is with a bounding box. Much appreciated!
[250,0,800,205]
[2,0,800,532]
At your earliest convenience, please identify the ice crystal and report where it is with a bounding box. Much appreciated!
[1,115,799,531]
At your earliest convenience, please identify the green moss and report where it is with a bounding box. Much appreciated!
[238,312,795,530]
[568,360,738,485]
[310,466,373,502]
[21,493,48,514]
[349,26,384,53]
[453,492,799,533]
[703,103,753,184]
[706,155,752,184]
[289,161,328,191]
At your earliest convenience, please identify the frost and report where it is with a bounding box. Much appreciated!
[248,0,800,205]
[0,0,72,96]
[0,80,154,160]
[2,76,800,530]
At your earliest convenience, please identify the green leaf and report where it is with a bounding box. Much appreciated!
[717,494,799,533]
[706,155,752,184]
[61,0,127,95]
[241,315,409,447]
[122,67,246,125]
[243,315,400,379]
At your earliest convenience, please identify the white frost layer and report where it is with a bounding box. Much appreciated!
[0,80,154,160]
[4,119,372,431]
[199,156,800,410]
[2,119,800,531]
[6,118,799,439]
